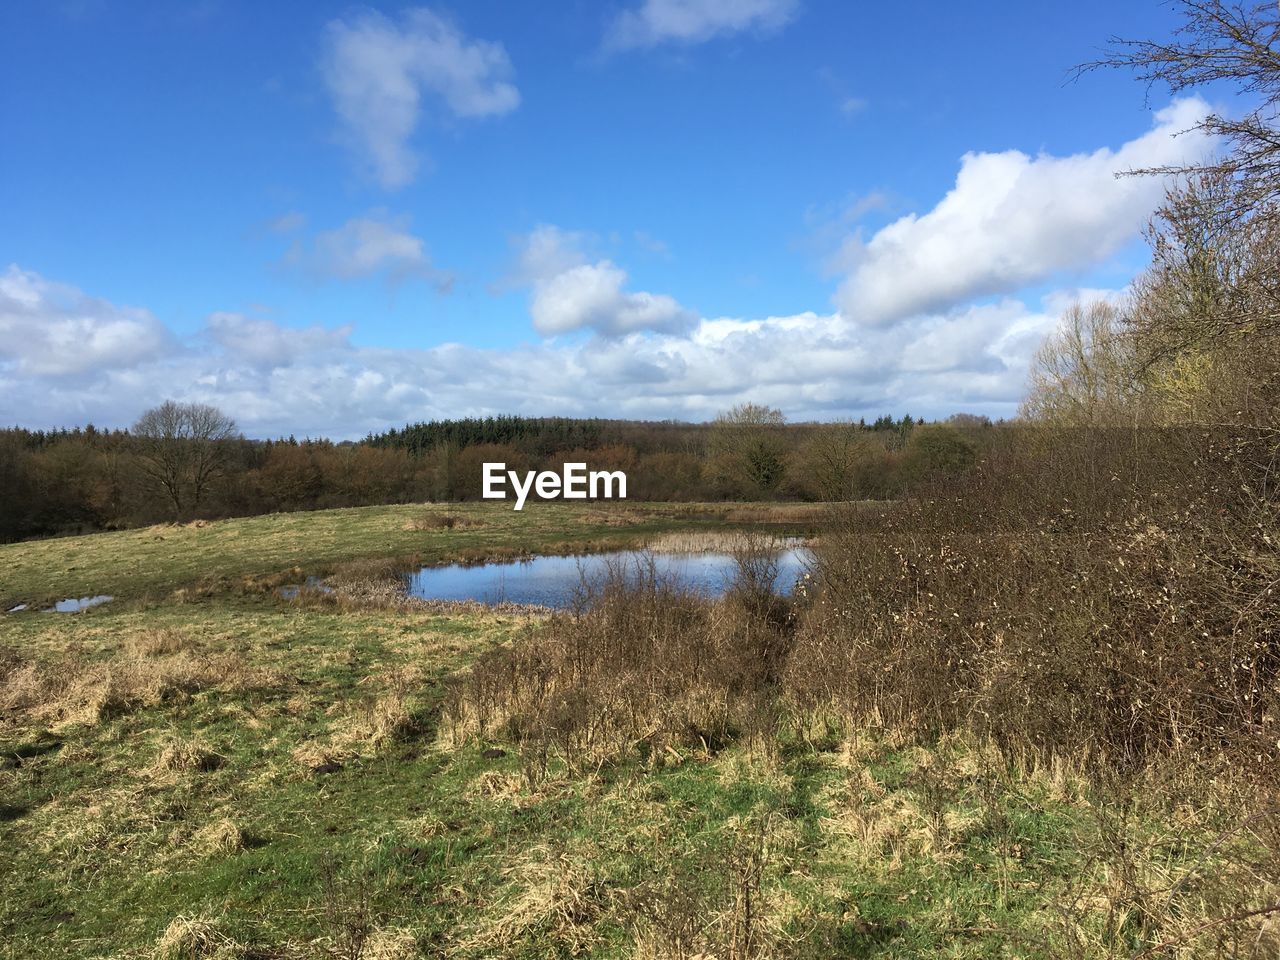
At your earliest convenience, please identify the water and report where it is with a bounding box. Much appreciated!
[404,546,812,609]
[43,595,113,613]
[279,577,332,599]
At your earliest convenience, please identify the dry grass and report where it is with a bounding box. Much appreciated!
[191,817,245,855]
[442,563,789,778]
[0,646,278,728]
[126,627,196,657]
[643,531,811,554]
[153,735,224,773]
[720,503,830,524]
[152,915,243,959]
[360,926,420,960]
[466,843,607,954]
[401,512,483,532]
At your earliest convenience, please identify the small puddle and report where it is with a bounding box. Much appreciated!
[404,543,812,609]
[43,595,113,613]
[279,577,332,599]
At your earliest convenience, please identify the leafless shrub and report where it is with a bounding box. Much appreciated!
[785,426,1279,777]
[1048,769,1280,957]
[625,812,794,960]
[319,855,373,960]
[443,557,794,777]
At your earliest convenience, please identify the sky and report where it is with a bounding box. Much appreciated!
[0,0,1223,438]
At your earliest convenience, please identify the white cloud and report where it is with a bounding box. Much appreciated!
[204,312,352,368]
[607,0,797,50]
[0,264,172,378]
[508,225,697,337]
[0,264,1086,437]
[506,224,590,287]
[834,97,1215,326]
[530,262,696,337]
[283,213,453,290]
[323,7,519,189]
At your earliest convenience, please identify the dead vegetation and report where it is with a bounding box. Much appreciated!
[643,530,811,555]
[437,420,1280,954]
[443,536,796,780]
[126,627,196,657]
[0,643,278,728]
[401,512,483,532]
[153,735,225,773]
[152,915,244,960]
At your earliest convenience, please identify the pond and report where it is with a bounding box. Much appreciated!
[43,595,113,613]
[404,544,813,609]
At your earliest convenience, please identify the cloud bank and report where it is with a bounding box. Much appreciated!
[0,265,172,378]
[1,263,1078,438]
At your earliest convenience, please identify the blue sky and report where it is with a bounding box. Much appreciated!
[1,1,1218,437]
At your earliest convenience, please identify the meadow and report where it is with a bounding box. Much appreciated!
[2,496,1274,959]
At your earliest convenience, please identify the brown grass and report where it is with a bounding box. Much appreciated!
[443,542,796,779]
[126,627,195,657]
[467,844,607,954]
[0,646,279,727]
[401,512,483,531]
[153,735,224,773]
[152,915,243,959]
[191,817,245,855]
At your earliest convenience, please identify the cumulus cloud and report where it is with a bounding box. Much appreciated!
[323,7,519,189]
[834,97,1215,326]
[0,264,1087,438]
[282,213,453,290]
[607,0,797,49]
[509,225,697,337]
[0,264,172,377]
[530,262,696,337]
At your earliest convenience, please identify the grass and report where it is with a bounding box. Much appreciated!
[0,500,1270,957]
[0,500,825,607]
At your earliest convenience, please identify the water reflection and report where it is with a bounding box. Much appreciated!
[43,595,113,613]
[404,546,812,609]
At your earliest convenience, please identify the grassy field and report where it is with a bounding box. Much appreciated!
[0,501,826,608]
[0,502,1266,958]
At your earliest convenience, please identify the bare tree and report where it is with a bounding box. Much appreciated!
[1083,1,1280,216]
[1083,4,1280,418]
[1021,300,1141,426]
[707,403,788,496]
[1131,173,1280,362]
[132,400,239,518]
[788,422,878,500]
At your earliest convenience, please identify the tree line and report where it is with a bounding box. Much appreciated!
[0,401,991,542]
